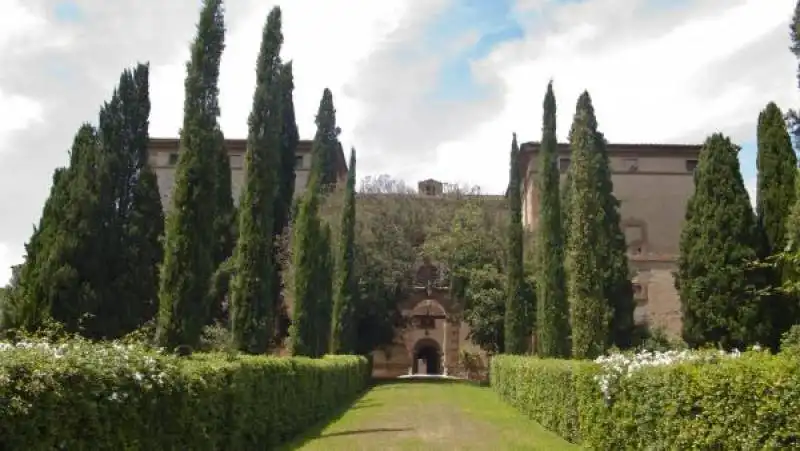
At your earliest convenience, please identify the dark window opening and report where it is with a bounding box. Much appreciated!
[685,159,698,172]
[559,158,571,172]
[168,153,179,165]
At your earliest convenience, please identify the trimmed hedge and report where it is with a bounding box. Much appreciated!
[0,341,369,450]
[491,353,800,449]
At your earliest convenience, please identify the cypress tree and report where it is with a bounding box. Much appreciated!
[290,89,339,357]
[315,223,334,356]
[109,64,164,336]
[157,0,225,349]
[676,133,762,349]
[208,129,236,324]
[230,6,283,353]
[212,130,236,268]
[271,61,299,340]
[331,148,358,354]
[122,165,164,332]
[756,102,798,349]
[535,82,569,357]
[505,132,527,354]
[757,102,797,254]
[309,89,341,194]
[13,166,75,331]
[594,136,634,350]
[44,125,107,334]
[565,92,609,359]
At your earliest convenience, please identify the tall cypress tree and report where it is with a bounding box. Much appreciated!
[157,0,225,349]
[535,82,569,357]
[271,60,299,341]
[594,135,634,350]
[505,133,527,355]
[208,129,236,324]
[44,125,107,335]
[230,6,283,354]
[676,133,762,350]
[110,64,163,336]
[290,89,339,357]
[755,102,798,349]
[212,130,236,268]
[310,89,341,194]
[331,148,358,354]
[315,223,334,356]
[565,92,609,359]
[757,102,797,254]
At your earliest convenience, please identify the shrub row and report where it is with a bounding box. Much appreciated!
[491,352,800,449]
[0,340,370,450]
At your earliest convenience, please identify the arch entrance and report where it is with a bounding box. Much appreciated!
[412,338,442,375]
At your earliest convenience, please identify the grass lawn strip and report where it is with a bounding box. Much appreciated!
[281,380,576,450]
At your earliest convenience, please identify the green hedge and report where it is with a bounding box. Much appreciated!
[491,353,800,449]
[0,341,370,450]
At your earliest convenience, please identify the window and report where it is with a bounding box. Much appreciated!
[624,224,645,254]
[295,155,304,169]
[623,158,639,172]
[229,154,243,169]
[168,153,179,165]
[685,159,698,172]
[558,158,571,172]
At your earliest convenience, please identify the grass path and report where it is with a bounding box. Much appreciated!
[280,380,576,451]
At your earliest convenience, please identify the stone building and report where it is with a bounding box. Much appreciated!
[147,137,699,377]
[147,138,348,208]
[520,141,701,337]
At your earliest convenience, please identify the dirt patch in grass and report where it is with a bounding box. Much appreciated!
[281,380,576,450]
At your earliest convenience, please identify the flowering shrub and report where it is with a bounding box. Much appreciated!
[593,347,748,402]
[492,350,800,449]
[0,338,369,450]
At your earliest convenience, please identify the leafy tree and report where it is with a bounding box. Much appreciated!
[535,81,570,357]
[675,133,763,350]
[756,102,799,349]
[229,6,284,354]
[464,265,506,354]
[424,197,508,353]
[157,0,225,349]
[331,148,358,354]
[565,92,610,359]
[505,133,527,354]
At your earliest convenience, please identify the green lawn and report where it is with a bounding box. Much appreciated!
[280,379,577,451]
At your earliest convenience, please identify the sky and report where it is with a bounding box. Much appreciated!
[0,0,797,284]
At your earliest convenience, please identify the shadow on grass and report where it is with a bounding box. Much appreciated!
[319,427,411,438]
[276,389,375,450]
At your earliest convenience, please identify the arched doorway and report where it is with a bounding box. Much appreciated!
[412,338,442,375]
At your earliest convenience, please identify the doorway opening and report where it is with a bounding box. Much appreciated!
[412,339,442,375]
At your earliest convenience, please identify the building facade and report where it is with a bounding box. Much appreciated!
[519,141,701,337]
[147,138,348,209]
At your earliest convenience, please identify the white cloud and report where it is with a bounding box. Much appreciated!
[426,0,800,194]
[150,0,411,148]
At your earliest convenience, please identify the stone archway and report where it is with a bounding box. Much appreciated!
[412,337,442,375]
